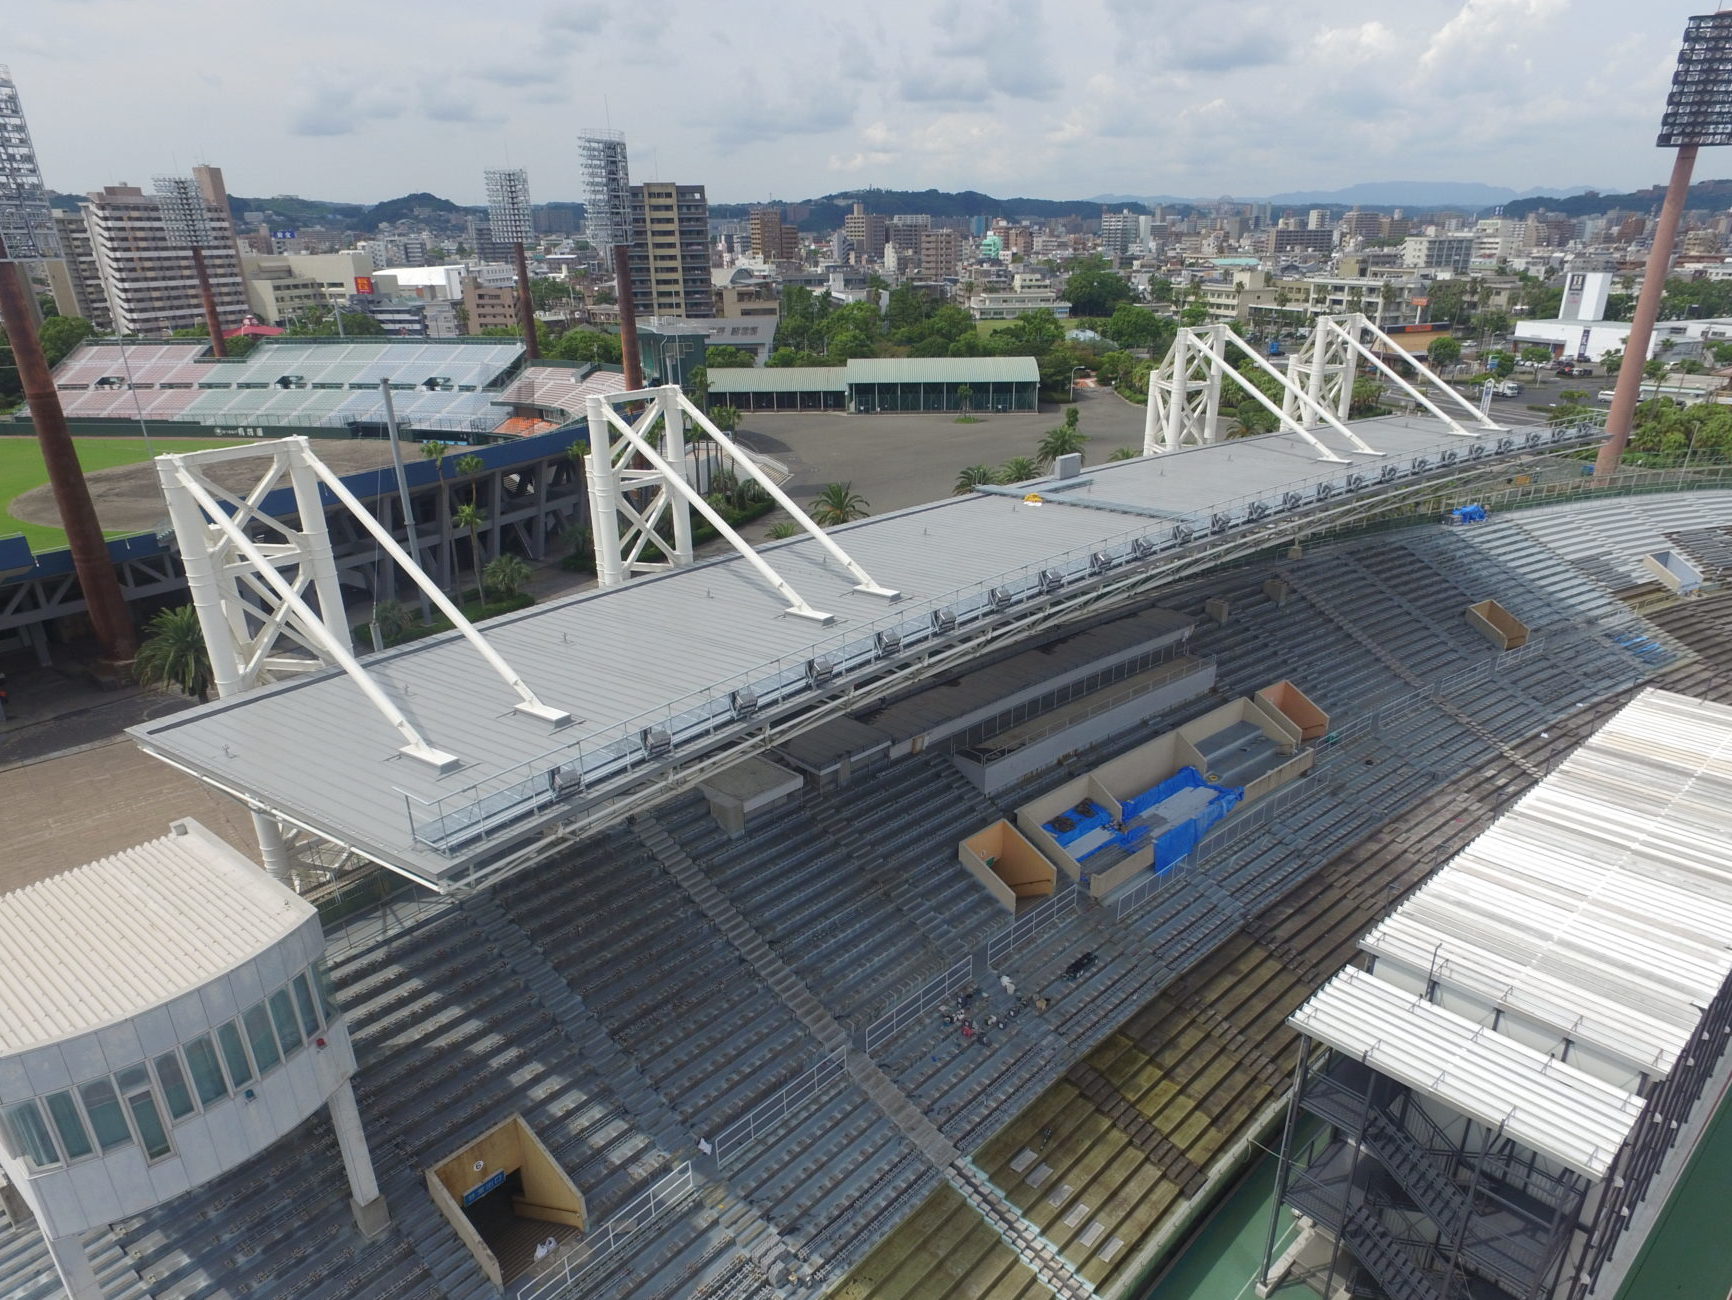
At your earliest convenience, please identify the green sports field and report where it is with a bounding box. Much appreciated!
[0,435,250,552]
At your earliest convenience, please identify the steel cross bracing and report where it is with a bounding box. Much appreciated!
[585,384,899,621]
[1144,313,1500,459]
[1287,313,1502,440]
[156,438,571,773]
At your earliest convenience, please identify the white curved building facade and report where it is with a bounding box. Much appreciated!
[0,820,386,1298]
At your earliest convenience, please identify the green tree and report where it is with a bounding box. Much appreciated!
[528,277,571,310]
[1425,335,1462,368]
[1105,304,1172,350]
[999,455,1040,483]
[1107,447,1140,461]
[709,404,742,433]
[1179,302,1210,327]
[1063,257,1135,317]
[810,482,868,526]
[704,345,755,369]
[1470,310,1511,340]
[133,606,213,703]
[766,520,798,539]
[1643,358,1669,381]
[286,305,385,337]
[954,464,997,494]
[455,453,486,506]
[955,383,974,414]
[421,440,449,479]
[1037,423,1089,468]
[1519,345,1553,369]
[1486,351,1516,378]
[548,328,622,365]
[455,502,487,599]
[38,315,95,367]
[483,552,532,602]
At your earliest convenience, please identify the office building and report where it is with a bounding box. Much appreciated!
[461,278,523,332]
[918,228,960,277]
[632,182,713,317]
[1401,233,1476,273]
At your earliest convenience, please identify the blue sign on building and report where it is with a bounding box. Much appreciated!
[272,229,297,241]
[462,1169,507,1206]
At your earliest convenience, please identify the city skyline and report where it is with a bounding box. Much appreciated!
[4,0,1709,208]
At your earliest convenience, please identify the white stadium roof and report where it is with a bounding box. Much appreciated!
[1292,688,1732,1180]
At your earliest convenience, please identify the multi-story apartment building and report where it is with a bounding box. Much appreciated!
[1305,275,1422,329]
[842,202,887,261]
[1337,209,1385,240]
[460,279,521,332]
[1400,233,1475,273]
[888,213,930,258]
[1100,209,1139,258]
[747,207,801,263]
[46,207,111,329]
[918,228,960,277]
[631,183,714,317]
[82,174,248,336]
[1267,227,1333,258]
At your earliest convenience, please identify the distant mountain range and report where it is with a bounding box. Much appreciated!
[1091,182,1596,210]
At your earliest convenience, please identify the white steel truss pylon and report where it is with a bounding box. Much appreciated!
[1285,313,1503,438]
[1142,324,1380,462]
[585,386,899,623]
[156,438,571,777]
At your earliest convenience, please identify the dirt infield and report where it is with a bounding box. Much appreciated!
[10,439,403,535]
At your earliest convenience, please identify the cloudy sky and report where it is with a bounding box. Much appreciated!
[3,0,1711,206]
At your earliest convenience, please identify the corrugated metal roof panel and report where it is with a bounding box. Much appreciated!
[705,367,848,393]
[1291,967,1642,1180]
[0,821,314,1054]
[845,356,1040,383]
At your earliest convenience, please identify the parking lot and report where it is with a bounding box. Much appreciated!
[733,384,1149,516]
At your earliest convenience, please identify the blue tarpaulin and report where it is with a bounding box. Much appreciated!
[1058,766,1244,872]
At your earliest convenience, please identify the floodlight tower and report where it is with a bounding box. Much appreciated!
[485,167,540,360]
[0,65,136,663]
[579,129,644,389]
[153,174,228,358]
[1596,11,1732,476]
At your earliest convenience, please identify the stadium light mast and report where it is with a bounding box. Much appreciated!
[0,65,136,663]
[154,174,228,358]
[485,167,540,360]
[579,129,645,389]
[1595,10,1732,476]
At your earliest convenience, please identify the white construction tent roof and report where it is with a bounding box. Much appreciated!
[1291,687,1732,1181]
[0,820,311,1055]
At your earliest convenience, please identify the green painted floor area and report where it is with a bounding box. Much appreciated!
[1615,1081,1732,1300]
[1139,1122,1317,1300]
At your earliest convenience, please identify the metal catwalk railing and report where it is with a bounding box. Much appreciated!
[861,957,975,1056]
[513,1161,697,1300]
[710,1050,847,1169]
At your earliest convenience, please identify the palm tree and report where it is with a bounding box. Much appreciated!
[134,606,213,702]
[998,455,1040,484]
[1036,425,1089,469]
[1062,405,1080,432]
[954,464,997,495]
[482,553,532,602]
[956,383,974,415]
[455,453,486,508]
[810,482,868,526]
[420,440,449,479]
[710,405,742,434]
[1107,447,1139,461]
[455,502,488,603]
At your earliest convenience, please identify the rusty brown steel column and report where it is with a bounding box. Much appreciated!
[0,239,136,662]
[613,243,643,390]
[512,241,540,360]
[1595,145,1699,477]
[190,246,228,359]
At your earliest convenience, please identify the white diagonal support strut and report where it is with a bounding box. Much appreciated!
[156,437,575,774]
[584,386,901,616]
[677,391,900,600]
[1144,324,1364,462]
[1297,314,1502,437]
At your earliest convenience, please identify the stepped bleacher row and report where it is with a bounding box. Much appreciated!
[36,340,622,437]
[0,492,1719,1300]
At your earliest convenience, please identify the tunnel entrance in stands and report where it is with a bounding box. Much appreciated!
[426,1114,588,1287]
